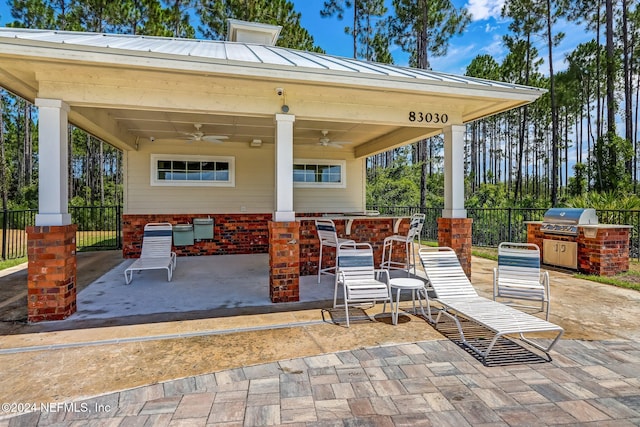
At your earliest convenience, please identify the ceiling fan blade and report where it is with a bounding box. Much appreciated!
[202,135,229,143]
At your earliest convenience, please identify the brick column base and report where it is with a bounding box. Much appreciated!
[26,224,77,322]
[268,221,300,302]
[438,217,473,277]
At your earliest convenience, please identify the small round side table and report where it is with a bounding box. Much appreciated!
[389,277,429,325]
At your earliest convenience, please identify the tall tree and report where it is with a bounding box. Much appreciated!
[388,0,470,69]
[320,0,388,61]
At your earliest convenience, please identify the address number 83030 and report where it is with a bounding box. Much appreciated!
[409,112,448,124]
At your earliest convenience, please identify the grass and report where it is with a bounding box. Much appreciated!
[0,230,119,271]
[0,256,27,270]
[575,260,640,292]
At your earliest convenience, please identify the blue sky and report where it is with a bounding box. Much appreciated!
[0,0,589,76]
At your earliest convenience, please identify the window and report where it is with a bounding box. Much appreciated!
[293,159,346,188]
[151,154,235,187]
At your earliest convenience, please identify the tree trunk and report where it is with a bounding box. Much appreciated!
[546,0,559,205]
[605,0,616,134]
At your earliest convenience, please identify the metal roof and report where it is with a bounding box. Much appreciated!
[0,27,544,94]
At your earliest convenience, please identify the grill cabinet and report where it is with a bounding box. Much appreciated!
[541,208,598,269]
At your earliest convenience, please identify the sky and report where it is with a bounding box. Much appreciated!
[0,0,590,76]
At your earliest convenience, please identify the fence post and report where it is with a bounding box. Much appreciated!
[507,207,512,242]
[1,209,6,260]
[116,205,122,249]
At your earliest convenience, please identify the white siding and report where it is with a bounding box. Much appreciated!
[125,141,365,214]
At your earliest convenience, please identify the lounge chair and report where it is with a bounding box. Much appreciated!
[493,242,550,320]
[124,222,177,284]
[334,243,391,327]
[418,247,563,362]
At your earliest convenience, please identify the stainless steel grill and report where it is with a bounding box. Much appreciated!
[540,208,598,236]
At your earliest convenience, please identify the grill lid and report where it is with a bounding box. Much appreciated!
[541,208,598,235]
[542,208,598,225]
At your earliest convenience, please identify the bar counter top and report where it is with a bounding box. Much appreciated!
[296,214,409,235]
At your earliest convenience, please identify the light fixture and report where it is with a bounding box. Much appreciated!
[251,139,262,147]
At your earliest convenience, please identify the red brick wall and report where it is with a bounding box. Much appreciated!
[26,224,77,322]
[123,214,271,258]
[527,222,630,276]
[578,227,630,276]
[438,217,473,277]
[298,217,410,276]
[268,221,299,302]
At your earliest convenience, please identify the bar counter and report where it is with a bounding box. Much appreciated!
[297,214,411,276]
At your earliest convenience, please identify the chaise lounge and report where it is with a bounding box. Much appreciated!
[419,246,564,362]
[124,222,177,285]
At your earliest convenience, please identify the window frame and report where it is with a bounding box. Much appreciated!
[150,154,235,187]
[293,158,346,188]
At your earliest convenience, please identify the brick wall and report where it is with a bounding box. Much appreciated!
[26,224,77,322]
[123,214,271,258]
[437,217,473,277]
[299,217,410,276]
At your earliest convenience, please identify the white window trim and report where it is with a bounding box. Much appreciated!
[150,154,235,187]
[293,158,346,188]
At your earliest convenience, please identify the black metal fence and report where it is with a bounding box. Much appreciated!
[2,205,639,261]
[368,205,640,261]
[0,206,122,260]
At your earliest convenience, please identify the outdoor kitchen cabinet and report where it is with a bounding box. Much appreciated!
[543,239,578,269]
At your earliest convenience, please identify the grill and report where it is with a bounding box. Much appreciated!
[540,208,598,236]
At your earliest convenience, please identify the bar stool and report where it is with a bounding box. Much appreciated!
[315,219,356,284]
[380,213,425,276]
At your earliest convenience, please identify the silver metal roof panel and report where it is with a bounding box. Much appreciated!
[0,28,545,94]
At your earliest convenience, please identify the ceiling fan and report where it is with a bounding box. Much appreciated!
[317,130,351,148]
[182,123,229,143]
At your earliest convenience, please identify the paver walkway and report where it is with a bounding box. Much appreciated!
[4,338,640,426]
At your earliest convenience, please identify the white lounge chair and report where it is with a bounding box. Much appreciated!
[124,222,177,284]
[334,243,391,327]
[493,242,550,320]
[419,247,563,362]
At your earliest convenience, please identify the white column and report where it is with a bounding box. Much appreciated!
[442,124,467,218]
[274,114,296,222]
[35,98,71,226]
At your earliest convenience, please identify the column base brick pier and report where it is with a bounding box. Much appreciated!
[26,224,77,322]
[268,221,300,302]
[438,217,473,277]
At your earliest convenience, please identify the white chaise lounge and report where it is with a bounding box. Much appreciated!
[419,247,564,362]
[124,222,177,285]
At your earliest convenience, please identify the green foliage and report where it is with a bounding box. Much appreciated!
[366,163,421,206]
[591,132,633,192]
[9,184,37,209]
[567,163,588,197]
[565,191,640,210]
